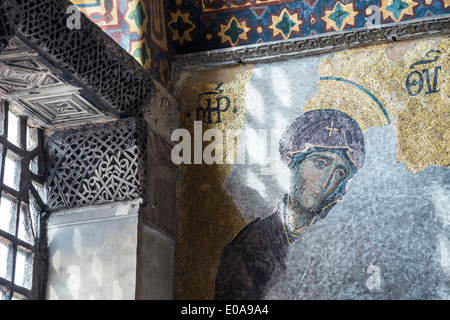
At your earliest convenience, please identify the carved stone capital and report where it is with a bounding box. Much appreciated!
[45,118,148,210]
[143,80,180,145]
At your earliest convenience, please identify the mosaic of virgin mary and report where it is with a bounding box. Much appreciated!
[214,109,365,300]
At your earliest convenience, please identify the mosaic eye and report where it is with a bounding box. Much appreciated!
[334,168,347,180]
[313,158,328,169]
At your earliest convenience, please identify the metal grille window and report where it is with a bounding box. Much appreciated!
[0,100,46,300]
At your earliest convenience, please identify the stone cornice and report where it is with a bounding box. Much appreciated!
[174,15,450,72]
[0,0,155,117]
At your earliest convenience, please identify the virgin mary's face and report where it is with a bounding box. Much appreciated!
[290,150,350,214]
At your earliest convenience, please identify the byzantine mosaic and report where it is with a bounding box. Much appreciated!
[70,0,449,85]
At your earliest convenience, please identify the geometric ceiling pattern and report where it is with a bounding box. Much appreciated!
[0,38,115,128]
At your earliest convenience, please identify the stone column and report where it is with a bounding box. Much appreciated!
[44,117,176,299]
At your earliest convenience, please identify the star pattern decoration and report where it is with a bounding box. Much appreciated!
[168,10,196,45]
[125,0,148,37]
[268,6,304,40]
[321,1,359,32]
[130,39,151,69]
[128,1,145,28]
[217,16,251,47]
[437,0,450,9]
[380,0,419,22]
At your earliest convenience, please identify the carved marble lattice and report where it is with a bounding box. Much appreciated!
[45,118,148,209]
[0,0,20,54]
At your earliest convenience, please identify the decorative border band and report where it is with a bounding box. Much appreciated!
[173,15,450,72]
